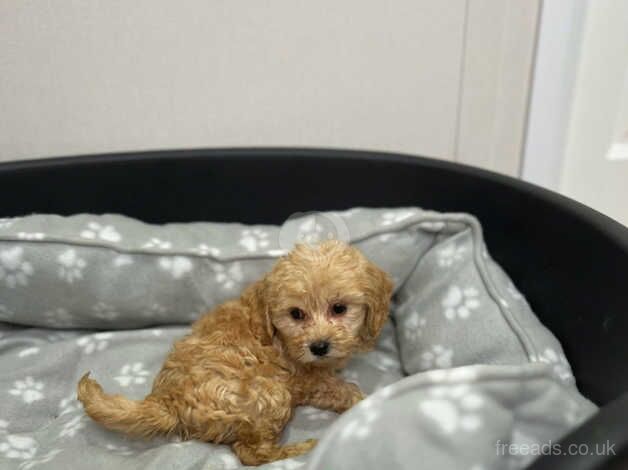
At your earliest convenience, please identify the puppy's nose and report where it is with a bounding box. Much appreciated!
[309,340,330,357]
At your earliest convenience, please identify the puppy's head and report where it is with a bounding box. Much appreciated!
[252,240,393,366]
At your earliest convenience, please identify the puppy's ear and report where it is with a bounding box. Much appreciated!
[243,278,275,346]
[360,262,394,350]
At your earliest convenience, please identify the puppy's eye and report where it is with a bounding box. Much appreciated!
[290,308,305,320]
[331,303,347,315]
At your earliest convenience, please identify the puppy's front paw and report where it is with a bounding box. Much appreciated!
[338,382,365,412]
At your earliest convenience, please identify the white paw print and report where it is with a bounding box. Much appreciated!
[142,237,172,250]
[80,222,121,243]
[112,255,134,267]
[196,244,221,257]
[212,262,243,289]
[57,249,87,283]
[115,362,150,387]
[380,210,417,226]
[535,348,574,383]
[0,246,34,288]
[59,415,85,438]
[404,311,427,342]
[418,385,484,434]
[294,216,328,244]
[17,347,40,358]
[0,304,14,321]
[17,232,45,240]
[141,303,167,318]
[0,217,18,229]
[239,229,270,252]
[419,345,453,370]
[8,376,44,404]
[76,333,112,354]
[158,256,193,279]
[437,244,466,267]
[92,302,119,321]
[442,285,480,320]
[44,308,73,327]
[0,434,37,460]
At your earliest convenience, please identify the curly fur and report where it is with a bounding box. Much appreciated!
[77,240,393,465]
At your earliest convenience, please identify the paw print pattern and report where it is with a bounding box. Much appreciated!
[297,215,326,244]
[80,222,121,243]
[76,333,112,354]
[196,244,221,257]
[158,256,193,279]
[380,210,417,226]
[58,415,85,438]
[212,262,244,289]
[0,217,18,229]
[44,308,74,327]
[404,311,427,342]
[80,222,122,243]
[442,285,480,320]
[142,238,172,250]
[0,246,34,288]
[535,348,574,383]
[419,345,453,370]
[57,249,87,283]
[17,232,45,240]
[437,244,466,267]
[239,229,270,252]
[92,302,119,321]
[115,362,150,387]
[418,385,484,434]
[8,376,44,404]
[0,434,37,460]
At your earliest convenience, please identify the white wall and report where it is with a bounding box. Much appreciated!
[0,1,465,161]
[0,1,538,178]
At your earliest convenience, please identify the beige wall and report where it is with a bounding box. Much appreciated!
[0,1,537,177]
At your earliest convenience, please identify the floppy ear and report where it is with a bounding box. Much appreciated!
[243,278,275,346]
[360,262,394,350]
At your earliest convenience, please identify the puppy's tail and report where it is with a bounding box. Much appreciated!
[77,372,178,438]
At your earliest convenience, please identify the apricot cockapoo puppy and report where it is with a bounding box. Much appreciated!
[78,240,393,465]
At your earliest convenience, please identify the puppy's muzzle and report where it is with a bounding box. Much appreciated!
[309,340,330,357]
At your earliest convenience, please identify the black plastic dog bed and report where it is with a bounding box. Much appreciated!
[0,148,626,469]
